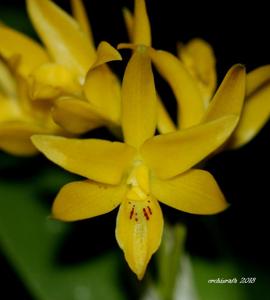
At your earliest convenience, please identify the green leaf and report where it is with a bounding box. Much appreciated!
[0,157,125,300]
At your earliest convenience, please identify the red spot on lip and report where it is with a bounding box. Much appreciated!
[143,208,149,220]
[147,206,152,215]
[130,207,134,220]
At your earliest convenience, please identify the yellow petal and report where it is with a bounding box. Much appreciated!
[246,64,270,96]
[133,0,151,46]
[31,135,136,184]
[177,38,217,104]
[203,64,246,122]
[149,49,205,129]
[228,65,270,148]
[0,25,49,76]
[157,96,177,134]
[90,41,122,69]
[52,179,126,221]
[116,197,163,279]
[0,95,21,122]
[83,42,122,123]
[229,81,270,148]
[52,97,114,134]
[70,0,94,46]
[0,59,16,97]
[141,115,238,179]
[0,121,44,156]
[122,46,157,148]
[123,7,134,41]
[26,0,96,80]
[151,169,228,215]
[30,62,81,100]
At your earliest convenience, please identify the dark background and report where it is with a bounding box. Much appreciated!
[0,0,269,299]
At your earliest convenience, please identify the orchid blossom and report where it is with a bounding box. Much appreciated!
[124,0,270,149]
[32,46,243,279]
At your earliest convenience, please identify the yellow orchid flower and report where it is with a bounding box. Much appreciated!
[25,0,123,134]
[32,46,240,279]
[0,0,122,140]
[123,0,177,134]
[0,57,64,156]
[177,39,270,148]
[124,0,269,148]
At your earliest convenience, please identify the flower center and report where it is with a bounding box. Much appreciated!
[126,163,149,201]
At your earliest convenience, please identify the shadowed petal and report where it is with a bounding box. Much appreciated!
[27,0,96,79]
[83,42,122,123]
[177,38,217,104]
[122,7,134,41]
[70,0,94,45]
[0,121,45,156]
[31,135,136,184]
[157,96,177,133]
[228,65,270,148]
[0,25,49,76]
[229,79,270,148]
[52,180,126,221]
[150,49,204,129]
[151,169,228,214]
[52,96,114,134]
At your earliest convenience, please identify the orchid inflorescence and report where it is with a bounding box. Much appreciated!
[0,0,269,279]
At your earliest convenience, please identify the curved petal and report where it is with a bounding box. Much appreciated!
[31,135,136,184]
[246,65,270,96]
[26,0,96,79]
[203,64,246,122]
[90,41,122,69]
[141,115,238,179]
[177,38,217,104]
[157,96,177,134]
[116,197,163,279]
[151,169,228,215]
[0,95,20,122]
[52,97,114,134]
[228,65,270,148]
[0,59,16,97]
[122,47,157,148]
[149,49,205,129]
[52,179,126,221]
[0,25,49,76]
[133,0,151,46]
[70,0,94,45]
[0,121,45,156]
[123,7,134,41]
[83,42,122,123]
[229,83,270,148]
